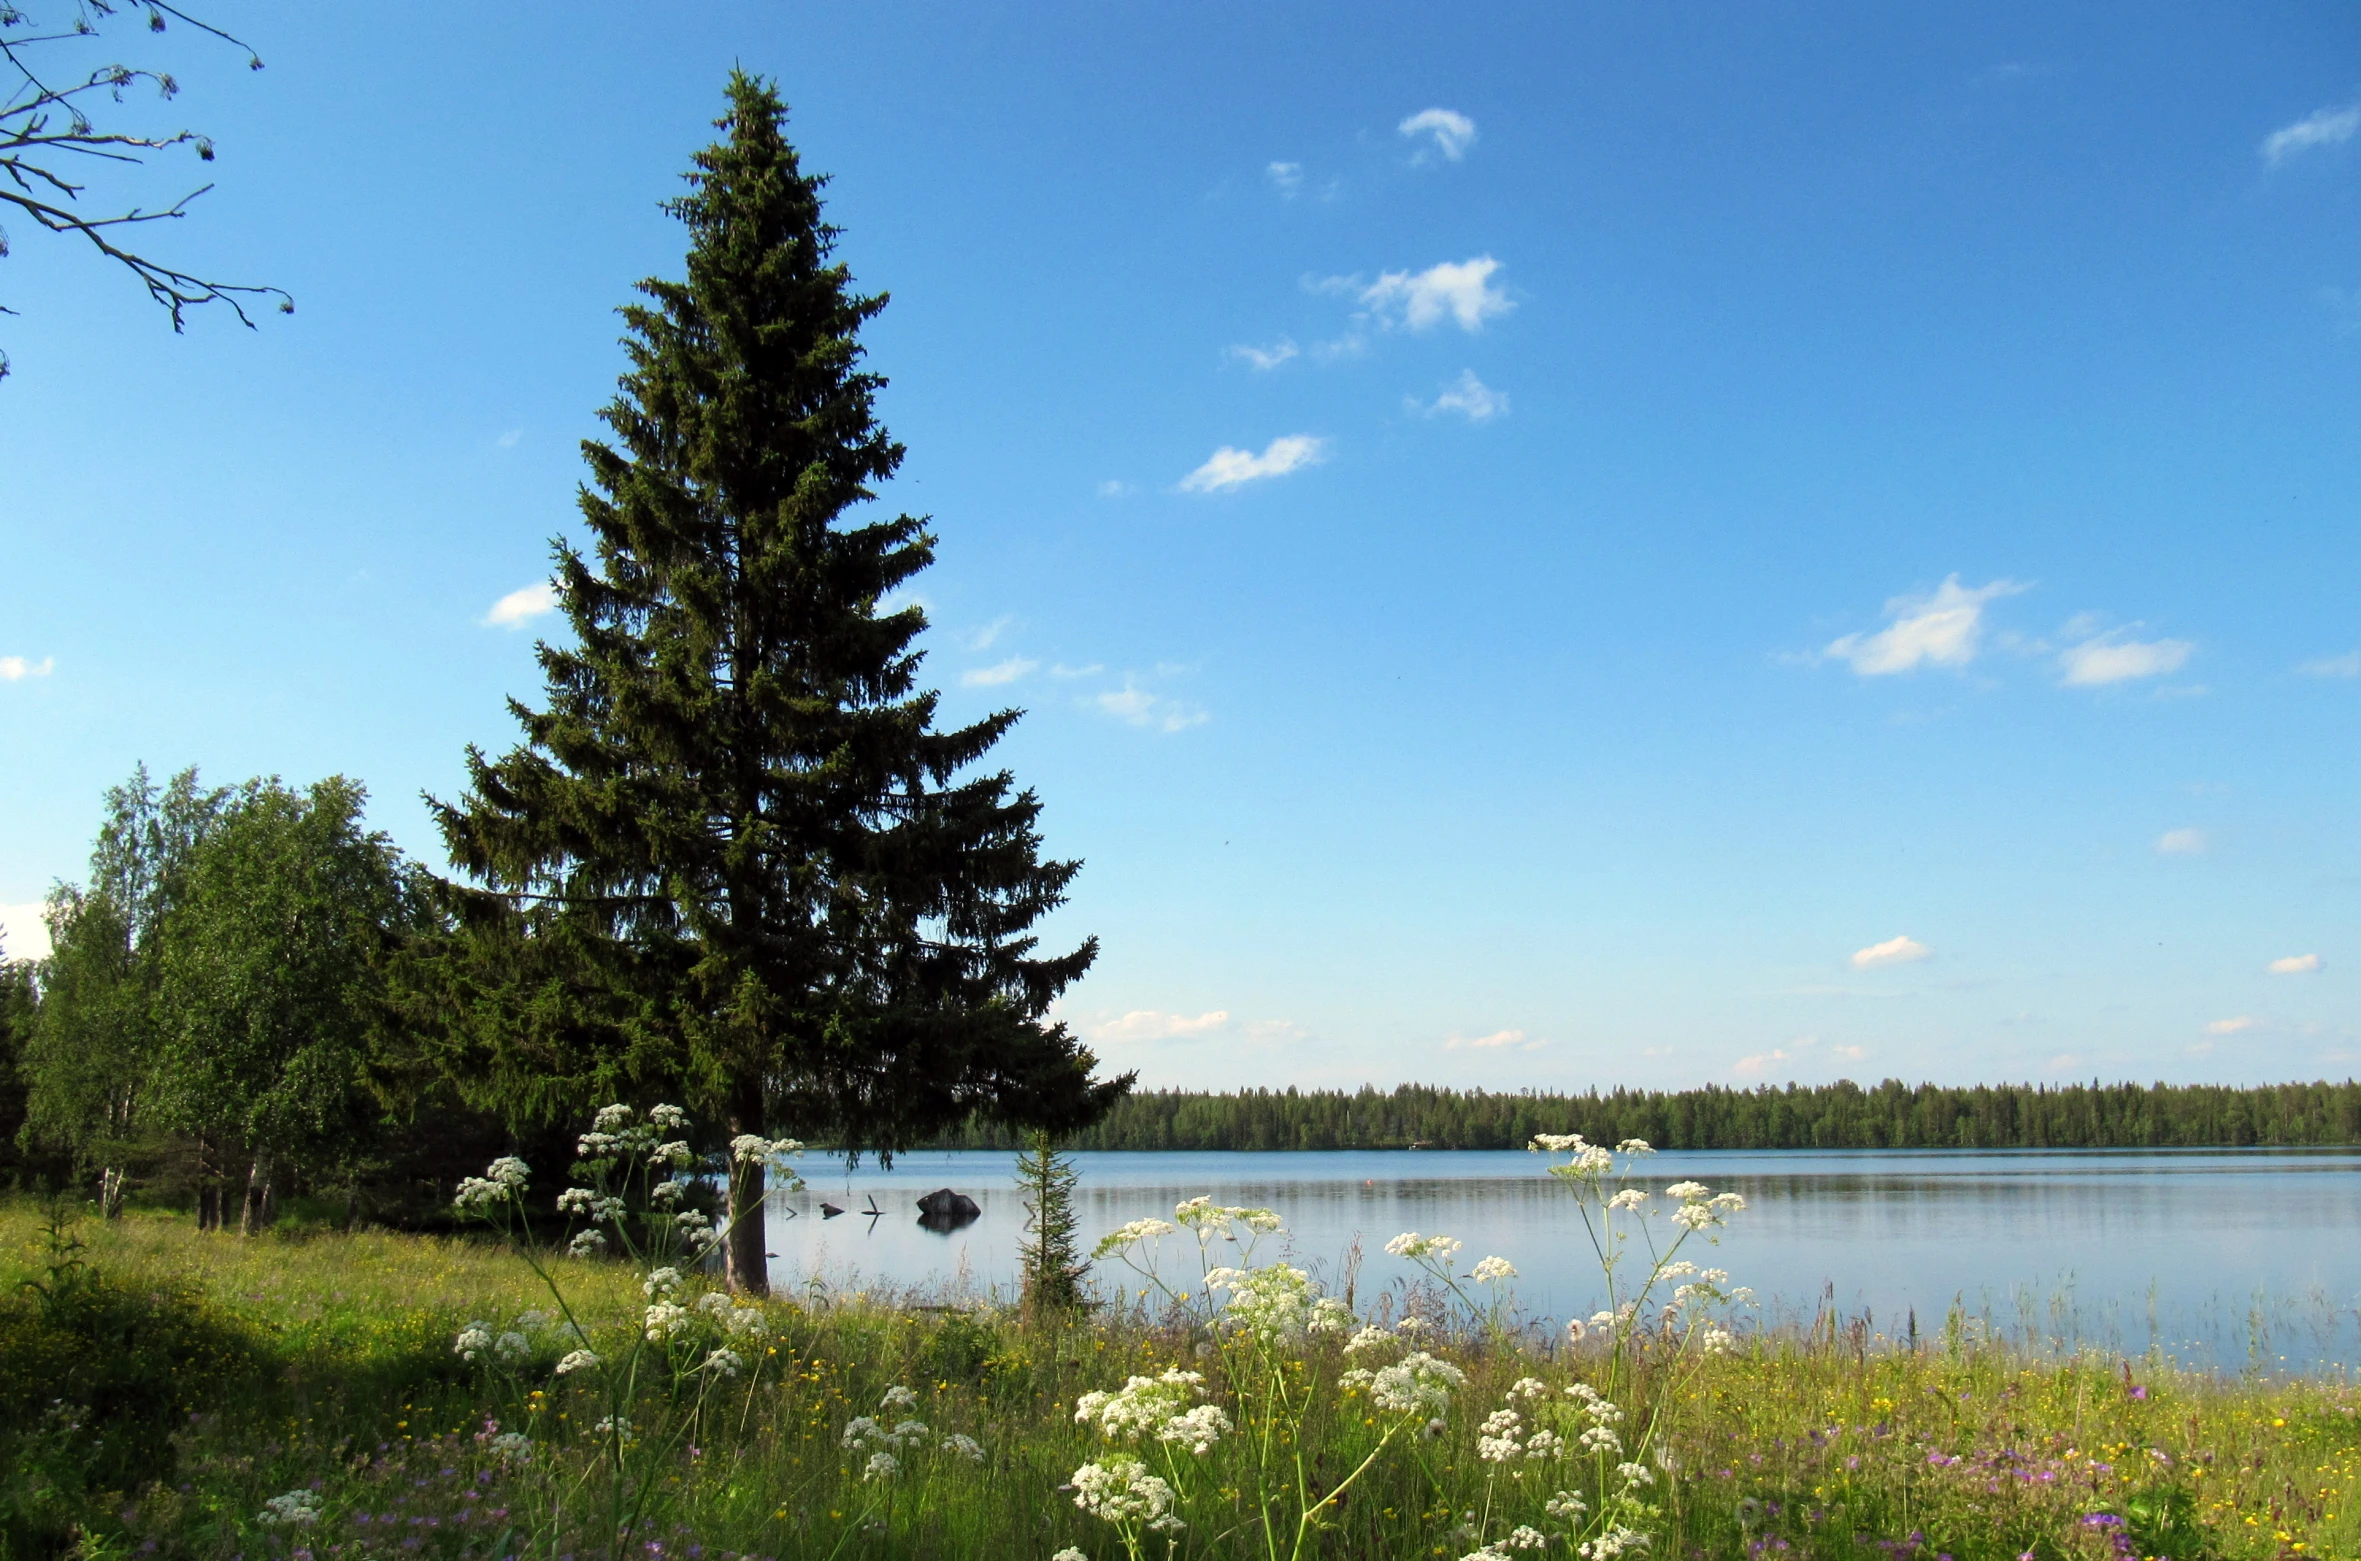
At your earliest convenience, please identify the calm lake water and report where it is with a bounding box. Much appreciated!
[761,1148,2361,1371]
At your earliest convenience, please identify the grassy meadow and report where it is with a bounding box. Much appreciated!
[3,1196,2357,1561]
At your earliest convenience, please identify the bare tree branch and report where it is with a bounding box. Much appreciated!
[0,1,290,380]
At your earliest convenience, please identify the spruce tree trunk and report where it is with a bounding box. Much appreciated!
[725,1081,770,1296]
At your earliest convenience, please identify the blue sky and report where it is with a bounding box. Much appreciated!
[4,3,2357,1091]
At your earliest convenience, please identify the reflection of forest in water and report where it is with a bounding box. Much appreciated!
[765,1149,2361,1369]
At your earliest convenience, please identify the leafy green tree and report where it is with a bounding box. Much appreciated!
[18,764,226,1213]
[151,775,424,1233]
[0,949,39,1188]
[426,72,1127,1293]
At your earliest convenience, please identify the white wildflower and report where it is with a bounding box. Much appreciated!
[1093,1217,1175,1256]
[1545,1490,1589,1520]
[653,1139,693,1168]
[1711,1191,1746,1212]
[593,1103,633,1132]
[1507,1528,1550,1552]
[864,1450,899,1482]
[1345,1324,1399,1357]
[453,1322,493,1361]
[1658,1261,1698,1280]
[486,1155,530,1188]
[650,1178,686,1206]
[1369,1351,1468,1416]
[841,1416,881,1448]
[557,1187,597,1214]
[1159,1402,1231,1455]
[488,1430,531,1463]
[1579,1424,1624,1454]
[575,1130,618,1159]
[452,1176,506,1211]
[1524,1428,1564,1457]
[555,1348,599,1375]
[1671,1203,1715,1231]
[1616,1461,1654,1486]
[1051,1551,1090,1561]
[1507,1376,1549,1401]
[696,1291,732,1315]
[1616,1139,1653,1155]
[729,1306,765,1336]
[1663,1181,1709,1201]
[1070,1457,1179,1527]
[1076,1370,1211,1443]
[1471,1256,1518,1284]
[939,1432,985,1462]
[1384,1231,1465,1263]
[1396,1314,1430,1335]
[1700,1268,1730,1284]
[1578,1526,1651,1559]
[1529,1133,1585,1152]
[1701,1326,1735,1355]
[729,1133,771,1164]
[1308,1296,1354,1334]
[704,1347,744,1378]
[593,1414,632,1437]
[1589,1310,1617,1330]
[643,1302,687,1341]
[643,1267,683,1298]
[493,1330,531,1365]
[568,1228,608,1257]
[881,1384,921,1412]
[1565,1318,1587,1343]
[257,1490,321,1527]
[647,1102,688,1131]
[1607,1189,1649,1212]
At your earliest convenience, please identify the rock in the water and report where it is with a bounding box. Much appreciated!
[915,1187,980,1221]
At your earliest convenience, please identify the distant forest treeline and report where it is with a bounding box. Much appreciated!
[928,1079,2361,1152]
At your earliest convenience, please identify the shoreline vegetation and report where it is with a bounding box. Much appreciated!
[6,1118,2358,1560]
[921,1081,2361,1154]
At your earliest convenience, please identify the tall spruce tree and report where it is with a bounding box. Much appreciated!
[429,73,1127,1293]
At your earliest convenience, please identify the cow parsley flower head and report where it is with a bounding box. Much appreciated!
[452,1176,507,1211]
[567,1228,607,1257]
[863,1451,899,1482]
[1345,1324,1400,1357]
[1607,1189,1649,1212]
[1671,1202,1716,1231]
[642,1302,687,1341]
[1529,1133,1585,1152]
[1507,1376,1549,1401]
[453,1322,493,1361]
[647,1102,687,1131]
[704,1347,744,1378]
[1578,1526,1650,1560]
[939,1432,985,1462]
[1308,1296,1355,1334]
[880,1384,920,1412]
[1070,1457,1180,1528]
[1075,1369,1209,1442]
[1160,1402,1232,1456]
[642,1267,682,1298]
[486,1155,530,1189]
[1385,1231,1464,1263]
[555,1348,599,1375]
[1369,1351,1468,1416]
[488,1430,531,1463]
[1506,1528,1550,1552]
[1616,1139,1654,1155]
[1545,1490,1589,1520]
[1471,1256,1518,1284]
[257,1490,321,1527]
[1664,1181,1709,1201]
[593,1104,633,1133]
[1711,1191,1747,1212]
[1093,1217,1176,1257]
[1051,1551,1090,1561]
[493,1330,530,1365]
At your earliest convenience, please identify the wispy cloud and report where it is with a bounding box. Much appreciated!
[1093,680,1209,733]
[1829,1044,1867,1062]
[1097,479,1134,499]
[1822,575,2028,675]
[1734,1048,1791,1076]
[495,428,523,449]
[2207,1015,2261,1035]
[1446,1027,1543,1052]
[2058,630,2192,686]
[1179,434,1328,493]
[2299,650,2361,678]
[961,656,1038,688]
[1359,257,1512,332]
[0,902,50,962]
[1088,1009,1232,1043]
[1850,935,1931,970]
[1409,369,1508,422]
[0,655,55,681]
[1050,662,1105,679]
[2263,103,2361,165]
[2269,953,2324,975]
[1399,107,1478,163]
[1266,160,1303,194]
[967,615,1015,651]
[1227,339,1300,372]
[2156,828,2208,856]
[484,582,556,629]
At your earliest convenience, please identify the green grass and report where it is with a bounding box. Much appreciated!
[2,1201,2355,1561]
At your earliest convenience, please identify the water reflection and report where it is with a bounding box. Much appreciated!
[765,1148,2361,1369]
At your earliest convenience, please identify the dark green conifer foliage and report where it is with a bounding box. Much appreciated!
[1016,1130,1087,1321]
[430,73,1127,1292]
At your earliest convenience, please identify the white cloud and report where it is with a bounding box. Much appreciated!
[2206,1015,2261,1035]
[1399,107,1478,162]
[1097,479,1134,499]
[1093,681,1209,733]
[2058,631,2192,686]
[1360,257,1512,332]
[1446,1027,1544,1052]
[967,615,1015,651]
[1178,434,1328,493]
[2155,827,2207,856]
[1247,1018,1308,1043]
[1410,369,1508,422]
[1227,339,1300,371]
[1088,1009,1231,1043]
[1733,1048,1791,1076]
[1829,1044,1867,1062]
[0,902,50,962]
[1266,160,1303,193]
[1050,662,1105,679]
[2298,651,2361,678]
[1850,935,1931,970]
[484,582,556,628]
[1822,575,2027,675]
[0,655,55,681]
[2269,953,2324,975]
[2263,103,2361,165]
[495,428,523,449]
[961,656,1038,688]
